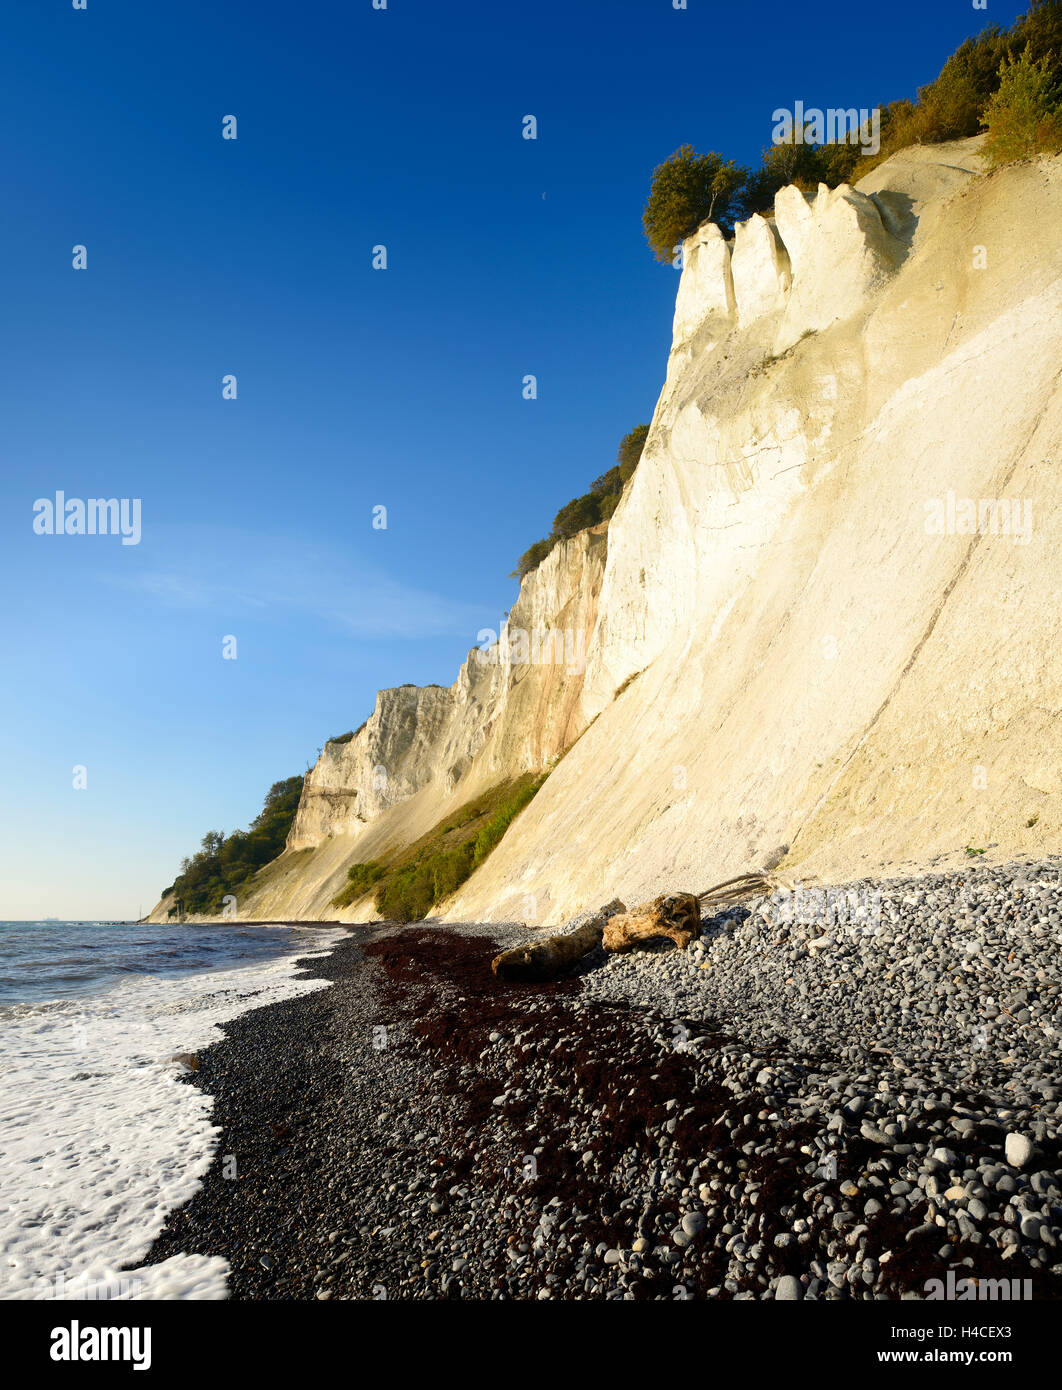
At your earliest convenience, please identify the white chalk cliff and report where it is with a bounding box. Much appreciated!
[151,138,1062,925]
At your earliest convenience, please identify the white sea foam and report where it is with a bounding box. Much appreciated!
[0,928,346,1300]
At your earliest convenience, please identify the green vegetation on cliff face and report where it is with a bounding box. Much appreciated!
[868,0,1062,172]
[641,1,1062,262]
[514,424,648,580]
[331,772,546,921]
[164,776,305,915]
[981,47,1062,164]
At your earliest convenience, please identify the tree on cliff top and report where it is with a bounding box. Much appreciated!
[981,46,1062,164]
[642,146,745,263]
[164,773,306,913]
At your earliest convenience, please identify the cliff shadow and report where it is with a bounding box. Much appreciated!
[868,190,918,258]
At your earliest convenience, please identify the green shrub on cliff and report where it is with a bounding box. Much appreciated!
[740,138,864,215]
[852,32,1010,173]
[854,2,1060,174]
[1016,0,1062,69]
[332,861,385,908]
[551,492,604,540]
[916,30,1012,141]
[513,423,649,580]
[981,47,1062,164]
[471,778,541,866]
[165,775,305,914]
[615,423,649,480]
[513,537,553,579]
[656,5,1062,221]
[331,773,546,921]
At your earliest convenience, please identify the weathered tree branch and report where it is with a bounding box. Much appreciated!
[490,874,782,983]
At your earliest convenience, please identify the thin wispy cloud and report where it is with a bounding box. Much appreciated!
[100,524,489,641]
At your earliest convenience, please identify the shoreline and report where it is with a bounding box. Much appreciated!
[0,922,349,1301]
[141,860,1062,1300]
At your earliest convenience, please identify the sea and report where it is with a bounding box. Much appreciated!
[0,919,345,1300]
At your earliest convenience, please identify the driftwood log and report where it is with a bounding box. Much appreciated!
[490,874,779,983]
[601,893,700,953]
[491,900,625,982]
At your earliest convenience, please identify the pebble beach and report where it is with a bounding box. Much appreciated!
[142,858,1062,1300]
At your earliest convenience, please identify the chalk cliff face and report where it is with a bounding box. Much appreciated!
[287,522,608,857]
[155,138,1062,925]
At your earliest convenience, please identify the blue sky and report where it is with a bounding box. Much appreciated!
[0,0,1028,919]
